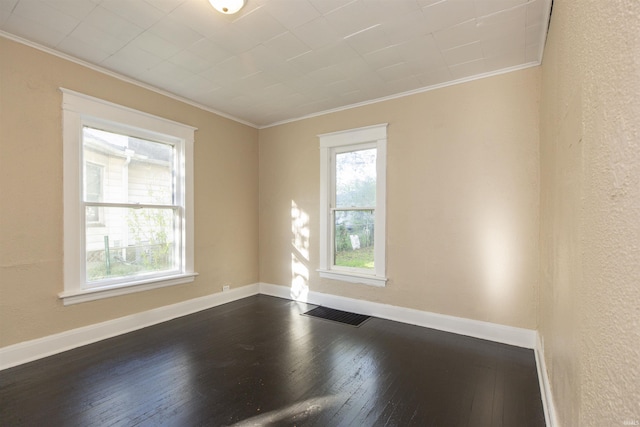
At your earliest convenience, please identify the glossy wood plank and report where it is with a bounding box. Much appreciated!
[0,295,545,426]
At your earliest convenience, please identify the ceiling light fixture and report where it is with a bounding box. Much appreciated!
[208,0,245,14]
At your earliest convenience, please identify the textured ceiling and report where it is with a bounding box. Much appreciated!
[0,0,551,127]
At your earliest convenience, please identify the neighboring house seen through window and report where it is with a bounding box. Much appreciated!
[84,162,103,223]
[61,89,197,305]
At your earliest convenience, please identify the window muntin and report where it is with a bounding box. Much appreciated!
[318,124,387,287]
[61,88,196,305]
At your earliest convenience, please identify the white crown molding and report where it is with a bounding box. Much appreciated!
[0,31,258,129]
[0,284,260,370]
[262,0,553,129]
[259,283,537,349]
[260,61,542,129]
[1,29,546,131]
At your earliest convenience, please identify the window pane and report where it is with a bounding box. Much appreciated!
[83,127,174,205]
[85,163,102,222]
[335,148,376,208]
[334,210,374,269]
[85,206,178,282]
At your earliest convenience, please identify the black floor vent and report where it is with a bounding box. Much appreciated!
[303,306,371,327]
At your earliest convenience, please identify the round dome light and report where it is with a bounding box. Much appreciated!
[208,0,246,15]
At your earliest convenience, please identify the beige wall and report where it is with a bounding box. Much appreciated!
[0,38,259,347]
[539,1,640,426]
[260,67,540,330]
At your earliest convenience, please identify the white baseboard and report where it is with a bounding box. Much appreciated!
[1,282,539,372]
[0,283,260,370]
[2,281,554,426]
[259,282,537,349]
[535,332,558,427]
[261,282,554,424]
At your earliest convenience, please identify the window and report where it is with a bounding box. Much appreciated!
[61,89,197,305]
[318,124,387,287]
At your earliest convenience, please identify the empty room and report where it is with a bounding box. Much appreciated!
[0,0,638,426]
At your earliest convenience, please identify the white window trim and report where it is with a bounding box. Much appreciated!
[318,123,388,287]
[60,88,197,305]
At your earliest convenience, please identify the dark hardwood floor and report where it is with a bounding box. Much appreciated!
[0,295,546,426]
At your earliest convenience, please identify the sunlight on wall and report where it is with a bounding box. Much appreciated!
[479,208,517,305]
[291,201,310,301]
[291,253,309,302]
[291,201,310,260]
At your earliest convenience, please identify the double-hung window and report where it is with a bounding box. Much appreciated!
[318,124,387,287]
[60,89,197,305]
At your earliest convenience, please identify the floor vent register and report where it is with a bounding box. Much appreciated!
[303,306,371,327]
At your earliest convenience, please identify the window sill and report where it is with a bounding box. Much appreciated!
[59,273,198,306]
[317,269,387,287]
